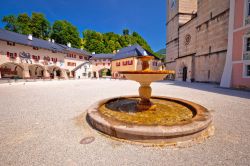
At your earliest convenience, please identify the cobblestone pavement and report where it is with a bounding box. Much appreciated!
[0,79,249,166]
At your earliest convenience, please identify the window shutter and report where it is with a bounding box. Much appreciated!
[7,52,10,57]
[14,53,17,58]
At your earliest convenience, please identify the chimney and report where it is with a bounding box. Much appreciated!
[28,34,32,40]
[92,52,95,54]
[52,39,55,43]
[67,42,71,47]
[117,50,119,52]
[48,38,51,42]
[143,51,147,55]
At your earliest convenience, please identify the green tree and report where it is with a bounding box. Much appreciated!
[50,20,81,48]
[82,29,154,54]
[17,13,31,35]
[2,15,18,32]
[122,29,129,35]
[83,30,105,53]
[131,32,153,53]
[30,13,50,39]
[2,13,49,38]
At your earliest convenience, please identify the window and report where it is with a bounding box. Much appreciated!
[32,55,40,61]
[248,0,250,16]
[103,63,105,66]
[7,41,15,46]
[51,58,57,63]
[79,55,83,59]
[33,47,39,50]
[246,37,250,52]
[153,61,158,66]
[67,62,76,66]
[130,60,133,65]
[247,65,250,76]
[44,56,50,61]
[7,52,17,59]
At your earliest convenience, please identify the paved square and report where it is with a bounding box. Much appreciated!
[0,79,249,165]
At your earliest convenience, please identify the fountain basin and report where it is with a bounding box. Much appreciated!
[86,96,213,144]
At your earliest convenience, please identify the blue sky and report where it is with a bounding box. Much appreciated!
[0,0,166,51]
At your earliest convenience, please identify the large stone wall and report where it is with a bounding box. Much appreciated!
[197,0,229,26]
[179,17,197,57]
[166,0,198,67]
[166,0,229,83]
[195,52,226,82]
[196,11,229,56]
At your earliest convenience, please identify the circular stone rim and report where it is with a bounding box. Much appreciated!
[86,96,212,140]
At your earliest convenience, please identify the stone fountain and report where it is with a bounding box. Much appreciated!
[87,56,213,145]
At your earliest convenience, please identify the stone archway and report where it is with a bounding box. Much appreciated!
[48,66,63,79]
[0,62,24,79]
[28,64,45,79]
[99,68,111,78]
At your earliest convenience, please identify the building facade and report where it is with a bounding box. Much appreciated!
[89,53,113,78]
[111,44,162,78]
[0,29,91,80]
[73,61,92,79]
[166,0,229,83]
[221,0,250,89]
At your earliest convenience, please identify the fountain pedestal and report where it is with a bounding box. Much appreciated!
[120,56,172,111]
[137,82,156,110]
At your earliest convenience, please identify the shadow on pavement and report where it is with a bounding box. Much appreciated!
[157,80,250,100]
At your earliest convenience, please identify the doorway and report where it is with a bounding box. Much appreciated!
[182,66,187,82]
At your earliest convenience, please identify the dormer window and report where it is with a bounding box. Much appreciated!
[7,41,15,46]
[52,50,57,53]
[33,47,39,50]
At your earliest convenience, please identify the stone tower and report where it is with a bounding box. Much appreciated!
[166,0,197,70]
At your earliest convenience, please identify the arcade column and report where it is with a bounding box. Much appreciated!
[22,64,30,79]
[43,67,50,79]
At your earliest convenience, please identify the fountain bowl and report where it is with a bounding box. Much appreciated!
[119,70,174,83]
[86,96,213,145]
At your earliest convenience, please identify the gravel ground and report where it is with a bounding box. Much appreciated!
[0,79,249,166]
